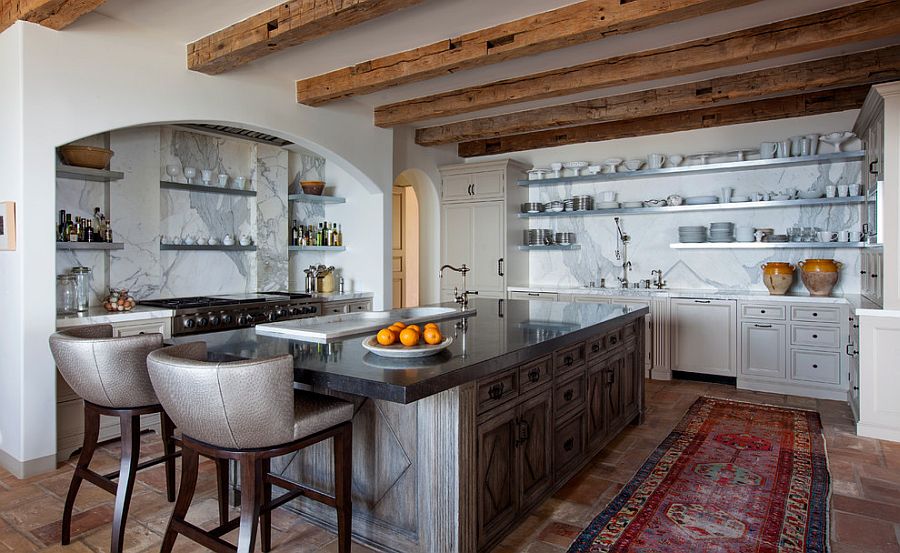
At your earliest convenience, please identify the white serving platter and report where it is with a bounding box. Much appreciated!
[361,335,453,358]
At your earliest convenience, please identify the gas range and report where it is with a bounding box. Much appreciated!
[140,292,321,336]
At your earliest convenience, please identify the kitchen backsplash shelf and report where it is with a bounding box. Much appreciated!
[517,151,865,187]
[56,242,124,250]
[160,244,257,251]
[56,165,125,182]
[518,245,581,251]
[288,194,346,204]
[160,181,257,197]
[518,196,866,218]
[670,242,868,250]
[289,246,346,252]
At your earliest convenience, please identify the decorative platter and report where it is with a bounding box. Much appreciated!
[361,335,453,358]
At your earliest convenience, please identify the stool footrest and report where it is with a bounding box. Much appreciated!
[101,451,181,481]
[266,473,336,508]
[172,518,236,553]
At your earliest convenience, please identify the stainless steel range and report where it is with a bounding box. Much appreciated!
[140,292,321,336]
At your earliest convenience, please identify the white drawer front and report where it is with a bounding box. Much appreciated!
[509,291,558,301]
[741,304,786,320]
[791,349,841,385]
[791,325,841,349]
[113,319,170,338]
[791,306,841,324]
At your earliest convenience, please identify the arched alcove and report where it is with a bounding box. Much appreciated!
[393,168,440,305]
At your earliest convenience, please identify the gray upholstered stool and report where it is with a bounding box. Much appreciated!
[48,325,183,553]
[147,342,354,553]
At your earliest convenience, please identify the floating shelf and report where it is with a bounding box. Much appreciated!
[160,244,257,251]
[518,196,866,218]
[160,181,256,197]
[56,242,124,250]
[289,246,346,252]
[670,242,868,250]
[517,151,865,187]
[518,245,581,251]
[57,165,125,182]
[288,193,346,204]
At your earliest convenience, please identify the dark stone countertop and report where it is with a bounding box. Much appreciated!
[171,299,648,404]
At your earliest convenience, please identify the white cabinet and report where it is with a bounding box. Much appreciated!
[861,248,884,306]
[508,291,558,301]
[441,201,504,294]
[442,173,474,202]
[741,322,786,380]
[440,168,506,202]
[671,298,737,377]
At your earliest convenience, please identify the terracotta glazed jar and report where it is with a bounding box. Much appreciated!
[798,258,843,296]
[761,262,794,295]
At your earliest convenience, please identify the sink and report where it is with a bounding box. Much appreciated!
[255,306,474,343]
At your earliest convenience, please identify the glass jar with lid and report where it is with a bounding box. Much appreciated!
[70,266,92,312]
[56,274,77,314]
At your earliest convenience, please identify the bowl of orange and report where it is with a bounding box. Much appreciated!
[362,322,452,358]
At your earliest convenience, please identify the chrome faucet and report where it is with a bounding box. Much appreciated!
[651,269,667,290]
[614,217,631,288]
[439,264,477,306]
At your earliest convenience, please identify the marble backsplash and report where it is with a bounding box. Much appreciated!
[527,159,866,294]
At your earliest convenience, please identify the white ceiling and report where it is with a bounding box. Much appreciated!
[90,0,889,128]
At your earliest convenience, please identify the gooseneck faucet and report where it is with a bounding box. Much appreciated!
[439,264,478,306]
[614,217,632,288]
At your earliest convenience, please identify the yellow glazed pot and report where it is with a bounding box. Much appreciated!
[798,258,843,296]
[761,262,794,295]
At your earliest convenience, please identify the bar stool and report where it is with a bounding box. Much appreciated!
[147,342,354,553]
[48,325,180,553]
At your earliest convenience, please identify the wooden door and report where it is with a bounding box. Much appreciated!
[671,298,737,377]
[470,201,505,294]
[605,352,625,431]
[441,203,473,294]
[476,406,518,548]
[392,188,405,308]
[741,322,787,380]
[586,360,609,450]
[517,389,553,510]
[621,341,640,420]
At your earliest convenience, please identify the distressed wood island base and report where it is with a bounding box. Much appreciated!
[180,300,646,553]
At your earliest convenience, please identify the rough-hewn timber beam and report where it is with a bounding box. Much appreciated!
[417,46,900,146]
[1,0,105,32]
[457,86,870,157]
[188,0,426,75]
[376,0,900,127]
[295,0,762,106]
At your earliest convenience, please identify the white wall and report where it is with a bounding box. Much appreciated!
[0,19,393,476]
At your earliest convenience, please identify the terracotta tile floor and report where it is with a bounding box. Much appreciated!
[1,379,898,552]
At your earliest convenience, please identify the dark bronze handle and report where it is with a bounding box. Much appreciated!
[870,160,879,175]
[872,274,879,278]
[515,419,530,447]
[563,389,574,402]
[606,370,615,385]
[853,386,859,391]
[846,344,858,356]
[528,369,540,383]
[498,258,504,277]
[861,270,868,275]
[592,343,600,353]
[754,324,772,328]
[694,300,711,304]
[488,382,504,400]
[812,334,818,339]
[812,364,818,369]
[812,312,818,317]
[609,335,618,345]
[563,438,574,452]
[760,309,766,313]
[564,355,574,366]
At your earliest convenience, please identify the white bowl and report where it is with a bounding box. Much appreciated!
[798,190,824,199]
[624,159,645,171]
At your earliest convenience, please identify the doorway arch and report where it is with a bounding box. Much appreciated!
[392,169,440,306]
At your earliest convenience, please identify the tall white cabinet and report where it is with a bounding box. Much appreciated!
[439,160,529,300]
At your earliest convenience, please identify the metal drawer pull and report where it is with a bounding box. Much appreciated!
[694,300,711,304]
[812,364,818,369]
[488,382,505,400]
[498,258,504,277]
[754,324,772,328]
[812,313,818,317]
[846,344,858,356]
[760,309,766,313]
[812,334,818,339]
[609,335,618,345]
[528,369,541,383]
[527,293,540,296]
[563,438,574,452]
[563,389,574,402]
[564,355,574,366]
[515,420,530,447]
[592,343,601,353]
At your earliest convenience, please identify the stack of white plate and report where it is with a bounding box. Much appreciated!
[709,222,735,242]
[525,229,554,246]
[596,201,620,209]
[678,226,707,243]
[684,196,719,205]
[555,232,576,245]
[572,195,594,211]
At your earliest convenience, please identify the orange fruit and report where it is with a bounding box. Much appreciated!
[389,324,403,333]
[406,324,422,334]
[424,322,438,330]
[399,327,420,347]
[423,327,443,345]
[392,321,407,329]
[376,328,397,346]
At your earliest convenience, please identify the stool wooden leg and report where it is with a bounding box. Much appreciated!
[61,403,100,545]
[110,415,141,553]
[160,447,199,553]
[215,458,230,525]
[334,423,353,553]
[260,458,272,553]
[160,413,177,502]
[237,456,262,553]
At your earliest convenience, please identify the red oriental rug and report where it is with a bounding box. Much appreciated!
[568,397,830,552]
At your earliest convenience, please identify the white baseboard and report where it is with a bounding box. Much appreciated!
[737,378,847,401]
[0,448,57,479]
[857,421,900,443]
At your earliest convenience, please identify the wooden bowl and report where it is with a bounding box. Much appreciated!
[59,146,114,169]
[300,181,325,196]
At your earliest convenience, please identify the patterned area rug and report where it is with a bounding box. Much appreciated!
[569,397,830,552]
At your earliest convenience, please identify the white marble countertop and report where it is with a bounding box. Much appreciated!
[56,305,175,329]
[509,285,874,307]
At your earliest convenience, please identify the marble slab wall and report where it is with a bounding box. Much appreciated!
[256,144,289,291]
[528,160,865,294]
[288,149,329,290]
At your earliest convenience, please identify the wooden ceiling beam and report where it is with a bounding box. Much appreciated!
[1,0,106,32]
[456,86,870,157]
[376,0,900,127]
[417,46,900,146]
[295,0,762,106]
[188,0,427,75]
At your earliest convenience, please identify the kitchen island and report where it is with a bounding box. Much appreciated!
[175,299,648,553]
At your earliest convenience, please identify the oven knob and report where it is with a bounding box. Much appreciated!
[237,315,247,325]
[223,314,233,325]
[198,317,208,328]
[308,305,318,314]
[275,309,286,318]
[289,308,300,316]
[210,316,220,326]
[246,314,255,323]
[184,318,196,329]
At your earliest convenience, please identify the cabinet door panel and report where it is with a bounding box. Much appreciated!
[741,322,787,380]
[441,204,473,293]
[605,353,625,430]
[672,299,736,376]
[518,389,553,510]
[477,408,517,547]
[791,349,841,385]
[471,170,504,199]
[622,341,640,419]
[470,201,505,293]
[442,174,472,202]
[587,361,609,450]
